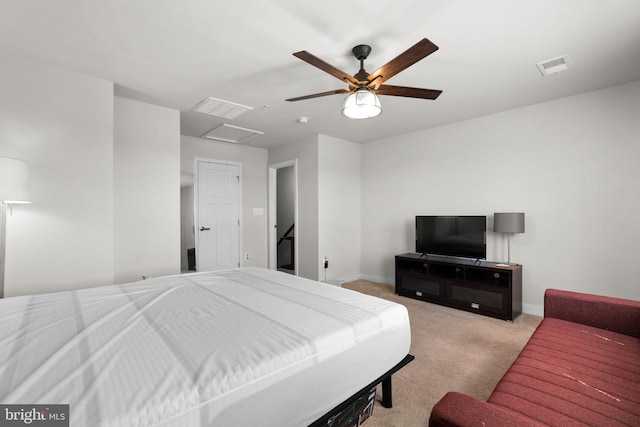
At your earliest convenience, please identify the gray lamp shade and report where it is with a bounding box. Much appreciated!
[494,212,525,233]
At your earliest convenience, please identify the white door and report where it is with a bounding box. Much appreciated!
[196,160,240,271]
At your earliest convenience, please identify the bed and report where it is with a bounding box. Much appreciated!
[0,267,411,426]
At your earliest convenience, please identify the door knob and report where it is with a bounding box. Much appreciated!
[200,227,211,231]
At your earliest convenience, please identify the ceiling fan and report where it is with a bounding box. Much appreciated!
[286,38,442,119]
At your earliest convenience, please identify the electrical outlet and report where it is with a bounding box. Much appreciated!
[244,253,250,260]
[323,257,328,269]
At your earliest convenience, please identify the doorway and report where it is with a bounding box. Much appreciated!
[268,160,298,275]
[195,159,241,271]
[180,173,196,273]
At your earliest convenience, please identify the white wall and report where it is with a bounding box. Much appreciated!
[113,97,181,283]
[361,80,640,314]
[318,135,362,283]
[269,136,320,280]
[181,135,268,268]
[268,134,362,283]
[0,54,115,296]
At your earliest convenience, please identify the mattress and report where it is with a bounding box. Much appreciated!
[0,267,411,426]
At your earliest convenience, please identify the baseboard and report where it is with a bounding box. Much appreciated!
[522,303,543,317]
[340,274,393,286]
[321,279,344,287]
[336,273,364,284]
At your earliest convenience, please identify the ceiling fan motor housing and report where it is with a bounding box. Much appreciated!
[352,44,372,60]
[352,45,372,82]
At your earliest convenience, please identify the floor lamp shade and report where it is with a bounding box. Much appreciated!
[494,212,525,234]
[0,158,31,203]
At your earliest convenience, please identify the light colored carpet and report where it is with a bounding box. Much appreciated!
[342,280,542,427]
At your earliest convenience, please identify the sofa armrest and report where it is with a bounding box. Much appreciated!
[544,289,640,338]
[429,392,543,427]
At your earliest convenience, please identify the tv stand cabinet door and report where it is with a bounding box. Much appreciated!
[448,281,511,320]
[396,271,446,303]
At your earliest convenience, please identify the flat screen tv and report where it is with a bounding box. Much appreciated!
[415,215,486,259]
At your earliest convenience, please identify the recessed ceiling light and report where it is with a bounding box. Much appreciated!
[537,54,573,77]
[191,97,253,119]
[201,124,264,143]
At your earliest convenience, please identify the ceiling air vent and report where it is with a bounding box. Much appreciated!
[191,97,253,119]
[537,54,573,77]
[201,124,264,143]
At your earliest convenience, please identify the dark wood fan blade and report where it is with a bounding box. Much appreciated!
[286,88,351,102]
[293,51,360,86]
[366,38,439,86]
[373,84,442,100]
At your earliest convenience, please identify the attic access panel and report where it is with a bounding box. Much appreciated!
[201,124,264,143]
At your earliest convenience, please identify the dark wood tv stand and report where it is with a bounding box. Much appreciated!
[395,253,522,321]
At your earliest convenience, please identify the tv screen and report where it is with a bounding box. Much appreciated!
[415,216,486,259]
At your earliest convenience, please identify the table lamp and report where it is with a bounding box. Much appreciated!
[493,212,524,265]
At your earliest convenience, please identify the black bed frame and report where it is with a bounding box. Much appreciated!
[308,354,415,427]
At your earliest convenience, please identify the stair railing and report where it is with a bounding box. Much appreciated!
[277,224,295,270]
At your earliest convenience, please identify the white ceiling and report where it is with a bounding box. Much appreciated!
[2,0,639,149]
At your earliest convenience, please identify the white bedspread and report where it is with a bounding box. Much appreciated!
[0,268,410,426]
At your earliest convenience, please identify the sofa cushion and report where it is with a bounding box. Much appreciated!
[488,318,640,426]
[544,288,640,338]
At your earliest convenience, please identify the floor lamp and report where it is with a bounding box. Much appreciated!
[494,212,525,265]
[0,157,31,299]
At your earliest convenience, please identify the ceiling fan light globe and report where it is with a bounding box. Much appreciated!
[341,90,382,119]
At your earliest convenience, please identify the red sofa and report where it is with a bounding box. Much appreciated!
[429,289,640,426]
